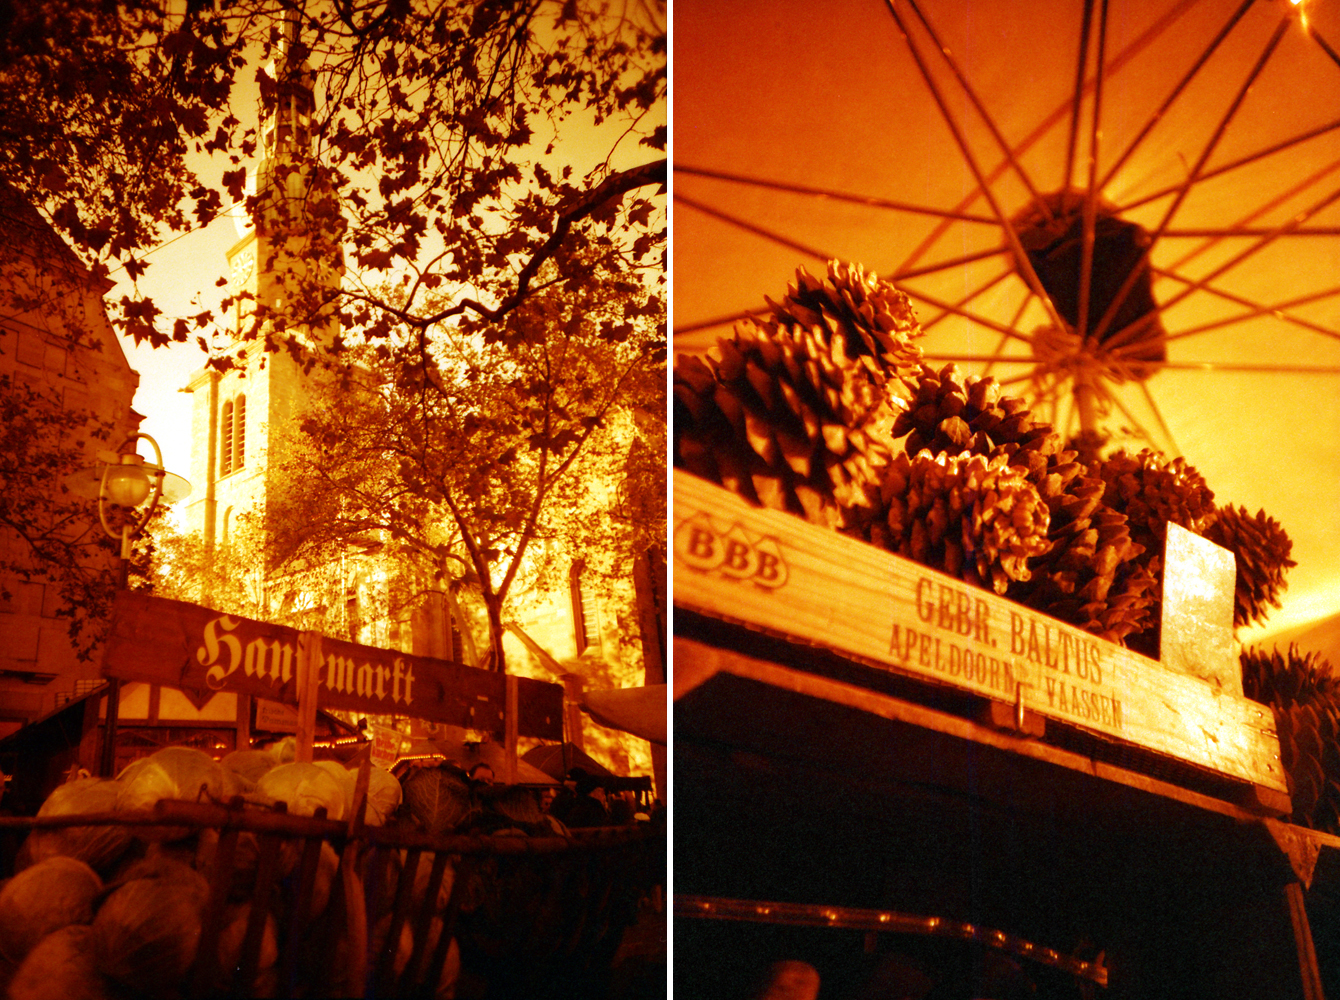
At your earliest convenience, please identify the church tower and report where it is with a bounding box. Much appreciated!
[181,15,343,556]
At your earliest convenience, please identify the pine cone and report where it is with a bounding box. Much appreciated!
[1204,505,1296,628]
[888,364,1151,643]
[872,450,1051,595]
[769,260,925,383]
[1242,645,1340,832]
[1088,449,1216,656]
[1094,449,1216,552]
[674,261,923,531]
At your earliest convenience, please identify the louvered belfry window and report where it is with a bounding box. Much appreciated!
[221,394,247,477]
[234,394,246,470]
[221,401,234,477]
[221,394,247,474]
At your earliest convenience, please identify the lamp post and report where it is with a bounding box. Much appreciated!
[93,433,185,777]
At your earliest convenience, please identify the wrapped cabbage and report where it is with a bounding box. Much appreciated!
[402,767,474,835]
[221,749,278,785]
[256,762,346,820]
[116,747,229,841]
[7,925,111,1000]
[215,902,279,995]
[365,765,403,826]
[23,778,133,875]
[0,856,102,964]
[317,761,403,826]
[90,860,208,1000]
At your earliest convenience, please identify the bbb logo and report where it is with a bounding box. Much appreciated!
[673,512,789,589]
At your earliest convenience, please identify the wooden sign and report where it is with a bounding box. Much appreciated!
[255,699,300,732]
[101,591,563,741]
[673,470,1285,792]
[370,724,406,768]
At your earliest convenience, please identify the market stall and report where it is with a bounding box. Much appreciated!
[674,469,1336,998]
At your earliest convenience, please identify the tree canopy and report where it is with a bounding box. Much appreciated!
[265,246,665,670]
[0,0,666,357]
[1,0,665,657]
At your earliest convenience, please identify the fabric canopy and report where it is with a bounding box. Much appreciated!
[582,684,668,745]
[521,742,615,779]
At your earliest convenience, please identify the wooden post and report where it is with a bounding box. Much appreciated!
[1285,882,1326,1000]
[235,693,251,753]
[295,632,322,764]
[505,675,519,785]
[562,673,585,751]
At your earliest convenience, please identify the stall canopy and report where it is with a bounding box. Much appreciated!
[521,742,615,780]
[675,0,1340,646]
[582,685,668,745]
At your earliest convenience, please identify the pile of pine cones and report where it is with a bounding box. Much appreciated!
[674,260,1295,648]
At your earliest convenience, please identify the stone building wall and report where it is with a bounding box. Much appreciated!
[0,185,141,735]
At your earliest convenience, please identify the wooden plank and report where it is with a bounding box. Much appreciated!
[675,636,1279,824]
[673,470,1286,792]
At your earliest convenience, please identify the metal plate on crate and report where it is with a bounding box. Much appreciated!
[673,470,1285,792]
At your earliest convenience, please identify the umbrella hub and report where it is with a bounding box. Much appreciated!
[1013,190,1167,381]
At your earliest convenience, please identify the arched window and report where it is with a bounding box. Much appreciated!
[221,506,233,545]
[220,400,234,477]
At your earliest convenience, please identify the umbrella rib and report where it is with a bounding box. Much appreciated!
[1163,154,1340,274]
[1094,379,1165,456]
[894,0,1199,274]
[1158,361,1340,374]
[921,267,1016,332]
[1118,116,1340,214]
[903,0,1051,216]
[1076,0,1110,347]
[1150,283,1340,342]
[1099,0,1256,193]
[1162,226,1340,236]
[1304,22,1340,72]
[986,292,1045,378]
[673,310,758,337]
[922,353,1034,365]
[883,0,1068,335]
[676,193,830,263]
[1136,379,1181,458]
[1065,0,1097,192]
[1144,182,1340,331]
[901,288,1035,346]
[981,329,1017,379]
[1106,266,1340,358]
[674,165,998,224]
[892,246,1011,281]
[1088,14,1293,346]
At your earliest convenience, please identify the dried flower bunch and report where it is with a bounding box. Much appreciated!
[1242,645,1340,832]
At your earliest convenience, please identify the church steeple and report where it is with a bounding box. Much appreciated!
[256,12,320,237]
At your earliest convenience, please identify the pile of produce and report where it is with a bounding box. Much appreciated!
[0,743,468,999]
[1,740,608,997]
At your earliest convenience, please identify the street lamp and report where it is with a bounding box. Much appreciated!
[89,433,190,776]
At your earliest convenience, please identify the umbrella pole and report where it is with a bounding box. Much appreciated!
[1075,369,1099,436]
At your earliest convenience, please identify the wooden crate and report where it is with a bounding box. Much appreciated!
[674,469,1286,795]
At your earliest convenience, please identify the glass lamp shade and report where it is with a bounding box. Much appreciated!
[104,463,152,507]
